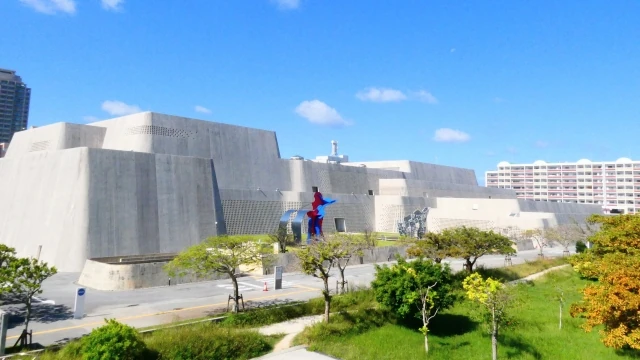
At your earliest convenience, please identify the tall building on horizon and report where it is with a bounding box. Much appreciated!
[0,68,30,143]
[485,158,640,214]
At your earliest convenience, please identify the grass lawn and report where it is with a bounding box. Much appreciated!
[303,267,640,360]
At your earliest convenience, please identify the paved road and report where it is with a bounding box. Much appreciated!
[0,248,568,347]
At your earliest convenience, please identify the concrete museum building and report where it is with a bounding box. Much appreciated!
[0,112,601,272]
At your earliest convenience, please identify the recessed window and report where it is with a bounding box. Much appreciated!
[312,186,318,193]
[368,190,374,196]
[334,218,346,232]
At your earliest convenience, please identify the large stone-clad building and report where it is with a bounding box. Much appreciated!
[0,112,601,271]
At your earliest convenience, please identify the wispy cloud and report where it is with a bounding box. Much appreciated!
[535,140,549,148]
[20,0,76,14]
[413,90,438,104]
[195,105,212,114]
[356,87,438,104]
[271,0,299,10]
[433,128,470,143]
[101,100,141,116]
[83,116,100,123]
[295,100,350,126]
[101,0,124,11]
[356,87,407,103]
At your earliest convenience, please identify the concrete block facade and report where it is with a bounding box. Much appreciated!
[0,112,604,272]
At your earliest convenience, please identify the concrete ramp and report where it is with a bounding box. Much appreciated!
[252,346,339,360]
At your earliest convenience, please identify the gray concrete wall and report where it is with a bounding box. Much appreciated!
[85,149,220,263]
[379,178,516,199]
[0,148,90,271]
[219,189,376,235]
[5,123,106,158]
[78,258,229,291]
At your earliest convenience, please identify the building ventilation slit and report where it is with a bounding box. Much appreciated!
[124,125,196,139]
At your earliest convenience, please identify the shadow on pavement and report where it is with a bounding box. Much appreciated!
[6,303,75,329]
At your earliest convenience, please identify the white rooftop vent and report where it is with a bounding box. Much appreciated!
[533,160,547,165]
[616,157,632,163]
[497,161,510,167]
[576,158,591,164]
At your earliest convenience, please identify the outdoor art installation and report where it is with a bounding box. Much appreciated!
[397,207,430,239]
[307,191,337,244]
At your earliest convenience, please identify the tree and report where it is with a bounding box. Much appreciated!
[0,245,17,294]
[570,217,599,249]
[165,235,266,313]
[372,258,456,354]
[522,228,547,258]
[269,226,294,254]
[569,214,640,349]
[371,258,456,319]
[295,238,344,322]
[332,233,365,294]
[548,224,587,256]
[406,232,454,264]
[416,281,439,353]
[555,286,565,330]
[9,257,57,333]
[463,273,514,360]
[441,226,515,272]
[361,227,378,255]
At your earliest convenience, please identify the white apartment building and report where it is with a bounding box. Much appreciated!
[485,158,640,214]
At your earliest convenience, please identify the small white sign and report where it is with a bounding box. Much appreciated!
[74,287,86,319]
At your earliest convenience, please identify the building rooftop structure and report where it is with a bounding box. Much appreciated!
[0,112,602,271]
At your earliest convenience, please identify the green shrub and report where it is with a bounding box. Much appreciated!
[576,240,587,253]
[81,319,148,360]
[371,258,457,320]
[144,324,271,360]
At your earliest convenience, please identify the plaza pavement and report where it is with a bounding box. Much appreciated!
[0,248,569,347]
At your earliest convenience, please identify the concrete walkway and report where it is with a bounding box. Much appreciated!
[509,264,571,284]
[258,315,323,351]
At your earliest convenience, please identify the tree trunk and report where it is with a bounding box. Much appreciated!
[424,334,429,353]
[491,307,498,360]
[25,297,32,333]
[231,275,240,313]
[559,303,562,330]
[434,258,442,264]
[465,258,474,272]
[323,277,331,322]
[339,268,346,294]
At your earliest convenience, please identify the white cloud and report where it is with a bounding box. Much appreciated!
[433,128,470,143]
[83,116,100,123]
[101,100,141,116]
[101,0,123,11]
[413,90,438,104]
[272,0,299,9]
[195,105,212,114]
[295,100,349,126]
[20,0,76,14]
[535,140,549,148]
[356,87,407,103]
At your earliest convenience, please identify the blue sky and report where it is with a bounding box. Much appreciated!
[2,0,640,184]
